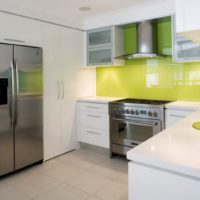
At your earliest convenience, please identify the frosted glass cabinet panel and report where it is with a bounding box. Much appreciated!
[173,35,200,62]
[173,15,200,62]
[88,47,112,66]
[88,27,112,47]
[86,26,124,66]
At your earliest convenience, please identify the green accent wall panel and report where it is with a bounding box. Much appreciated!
[96,59,200,101]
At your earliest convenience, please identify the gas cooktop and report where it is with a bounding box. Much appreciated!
[112,98,171,105]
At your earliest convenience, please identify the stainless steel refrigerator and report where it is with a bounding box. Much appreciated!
[0,43,43,176]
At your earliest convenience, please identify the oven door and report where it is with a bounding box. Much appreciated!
[110,117,161,147]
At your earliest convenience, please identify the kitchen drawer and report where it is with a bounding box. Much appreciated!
[165,109,194,128]
[79,102,108,113]
[78,127,109,148]
[79,110,109,130]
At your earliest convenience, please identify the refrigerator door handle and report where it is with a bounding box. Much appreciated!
[57,80,60,100]
[62,80,64,99]
[15,61,19,126]
[9,61,15,128]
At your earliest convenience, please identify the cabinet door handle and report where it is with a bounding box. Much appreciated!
[170,114,186,118]
[62,80,64,99]
[57,80,60,100]
[87,114,102,118]
[86,106,101,109]
[87,130,101,135]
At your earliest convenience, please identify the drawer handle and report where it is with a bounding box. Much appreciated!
[170,114,186,118]
[87,114,102,118]
[87,130,101,135]
[86,106,101,109]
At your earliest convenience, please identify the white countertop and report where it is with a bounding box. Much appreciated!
[77,96,122,103]
[127,102,200,179]
[165,101,200,111]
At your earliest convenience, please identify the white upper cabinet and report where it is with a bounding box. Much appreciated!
[176,0,200,44]
[87,26,124,66]
[0,12,43,46]
[172,16,200,62]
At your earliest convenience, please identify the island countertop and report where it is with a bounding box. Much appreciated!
[127,107,200,179]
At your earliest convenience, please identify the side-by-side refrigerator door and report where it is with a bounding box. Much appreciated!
[0,44,14,176]
[14,46,43,170]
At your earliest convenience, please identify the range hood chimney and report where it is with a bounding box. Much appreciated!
[119,20,160,59]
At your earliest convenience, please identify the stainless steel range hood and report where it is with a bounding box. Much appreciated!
[118,20,160,59]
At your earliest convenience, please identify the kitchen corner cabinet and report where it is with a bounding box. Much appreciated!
[43,24,84,160]
[87,26,124,66]
[176,0,200,44]
[77,102,109,148]
[172,16,200,62]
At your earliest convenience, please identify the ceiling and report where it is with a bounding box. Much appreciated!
[0,0,155,21]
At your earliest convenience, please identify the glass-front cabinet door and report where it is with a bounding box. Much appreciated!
[87,27,112,48]
[87,27,114,66]
[173,34,200,62]
[172,15,200,62]
[88,47,112,66]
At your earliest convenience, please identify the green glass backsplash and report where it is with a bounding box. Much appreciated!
[96,59,200,101]
[96,18,200,101]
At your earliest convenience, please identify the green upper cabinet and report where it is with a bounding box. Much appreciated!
[124,24,137,54]
[157,17,172,55]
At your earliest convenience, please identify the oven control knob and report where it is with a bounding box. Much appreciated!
[153,112,158,117]
[130,110,135,115]
[148,111,153,117]
[122,109,126,114]
[135,110,139,115]
[126,109,130,114]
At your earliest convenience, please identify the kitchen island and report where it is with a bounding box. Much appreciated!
[127,102,200,200]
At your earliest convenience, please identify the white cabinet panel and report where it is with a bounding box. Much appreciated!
[80,102,108,113]
[79,127,109,148]
[0,12,42,46]
[176,0,200,43]
[129,162,200,200]
[77,102,110,149]
[43,24,85,160]
[165,109,194,128]
[80,111,109,130]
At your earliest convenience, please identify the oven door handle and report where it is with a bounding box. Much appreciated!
[112,118,158,127]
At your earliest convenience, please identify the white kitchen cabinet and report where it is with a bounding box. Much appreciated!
[87,26,124,66]
[165,108,195,128]
[43,24,85,160]
[172,16,200,62]
[129,161,200,200]
[77,102,109,148]
[176,0,200,44]
[0,12,42,46]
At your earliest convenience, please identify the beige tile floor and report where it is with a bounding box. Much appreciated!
[0,148,128,200]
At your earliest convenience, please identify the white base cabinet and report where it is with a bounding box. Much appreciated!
[165,109,194,128]
[129,162,200,200]
[77,102,109,148]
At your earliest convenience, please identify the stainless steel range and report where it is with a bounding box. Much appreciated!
[109,99,171,157]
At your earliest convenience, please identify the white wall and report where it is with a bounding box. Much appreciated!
[0,1,84,30]
[84,0,175,30]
